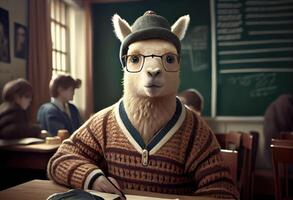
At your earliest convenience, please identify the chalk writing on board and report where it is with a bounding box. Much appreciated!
[227,73,277,98]
[182,26,208,72]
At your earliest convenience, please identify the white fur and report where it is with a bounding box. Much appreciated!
[123,94,176,143]
[112,12,188,143]
[123,39,179,143]
[112,14,132,42]
[171,15,190,40]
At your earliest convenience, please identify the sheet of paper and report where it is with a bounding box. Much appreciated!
[88,190,179,200]
[0,137,44,147]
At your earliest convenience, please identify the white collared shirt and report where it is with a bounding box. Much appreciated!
[51,98,72,119]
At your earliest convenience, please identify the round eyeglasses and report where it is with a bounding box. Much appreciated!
[122,53,180,73]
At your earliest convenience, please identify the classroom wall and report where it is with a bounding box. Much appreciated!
[0,0,28,101]
[68,4,87,119]
[205,117,263,135]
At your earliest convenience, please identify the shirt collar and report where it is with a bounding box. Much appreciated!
[51,98,66,112]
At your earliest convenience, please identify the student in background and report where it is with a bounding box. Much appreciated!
[257,94,293,169]
[0,78,41,139]
[178,88,204,114]
[37,75,82,136]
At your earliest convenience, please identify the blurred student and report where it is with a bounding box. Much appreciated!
[0,78,41,139]
[37,75,82,136]
[178,88,204,114]
[257,94,293,169]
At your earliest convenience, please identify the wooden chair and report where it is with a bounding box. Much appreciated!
[220,149,238,183]
[215,131,259,200]
[215,131,241,151]
[271,142,293,200]
[271,139,293,200]
[272,138,293,146]
[280,132,293,140]
[238,131,259,200]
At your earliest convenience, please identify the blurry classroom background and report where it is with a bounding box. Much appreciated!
[0,0,293,199]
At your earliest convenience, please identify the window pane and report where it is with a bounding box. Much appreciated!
[50,0,69,74]
[51,22,55,49]
[52,51,56,68]
[61,2,66,25]
[57,53,61,71]
[51,0,55,19]
[55,0,60,22]
[62,54,66,71]
[61,27,66,52]
[56,25,60,50]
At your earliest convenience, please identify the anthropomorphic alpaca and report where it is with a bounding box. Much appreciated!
[48,11,239,199]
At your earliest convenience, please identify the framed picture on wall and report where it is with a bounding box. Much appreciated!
[14,23,27,59]
[0,7,11,63]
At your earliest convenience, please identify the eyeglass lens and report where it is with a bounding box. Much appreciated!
[124,53,179,72]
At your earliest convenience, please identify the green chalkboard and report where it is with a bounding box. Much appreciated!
[217,72,293,116]
[213,0,293,116]
[92,0,212,116]
[92,0,293,117]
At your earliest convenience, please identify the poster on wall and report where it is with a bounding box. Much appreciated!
[14,23,27,59]
[0,7,10,63]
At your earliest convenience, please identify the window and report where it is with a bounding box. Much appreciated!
[50,0,69,74]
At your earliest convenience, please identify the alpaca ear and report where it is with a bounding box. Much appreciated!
[112,14,132,42]
[171,15,190,40]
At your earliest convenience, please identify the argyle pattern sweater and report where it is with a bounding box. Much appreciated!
[47,99,239,199]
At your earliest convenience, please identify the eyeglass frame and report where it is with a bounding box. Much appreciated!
[121,53,181,73]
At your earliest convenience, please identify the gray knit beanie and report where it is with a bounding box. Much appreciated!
[119,11,181,65]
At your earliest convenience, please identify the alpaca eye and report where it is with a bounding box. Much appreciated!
[165,54,175,64]
[129,55,140,64]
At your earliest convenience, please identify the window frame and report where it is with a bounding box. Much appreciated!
[50,0,70,74]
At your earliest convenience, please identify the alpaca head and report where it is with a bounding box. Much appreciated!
[112,11,190,99]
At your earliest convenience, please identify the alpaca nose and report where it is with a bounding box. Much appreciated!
[147,68,161,77]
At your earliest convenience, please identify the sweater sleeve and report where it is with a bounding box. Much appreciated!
[0,108,40,139]
[186,116,240,199]
[47,106,113,189]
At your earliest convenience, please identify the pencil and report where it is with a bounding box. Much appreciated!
[104,176,126,200]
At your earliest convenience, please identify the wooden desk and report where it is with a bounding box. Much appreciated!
[0,179,218,200]
[0,143,60,170]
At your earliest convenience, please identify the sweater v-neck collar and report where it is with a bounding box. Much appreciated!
[114,98,186,156]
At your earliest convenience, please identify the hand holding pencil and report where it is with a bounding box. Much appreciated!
[92,176,126,200]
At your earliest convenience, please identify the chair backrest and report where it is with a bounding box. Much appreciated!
[280,132,293,140]
[220,149,238,184]
[215,133,226,148]
[215,131,259,200]
[271,143,293,200]
[215,131,242,151]
[272,138,293,146]
[238,131,259,200]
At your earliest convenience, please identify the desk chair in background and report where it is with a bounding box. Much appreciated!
[280,132,293,140]
[215,131,259,200]
[220,149,238,184]
[271,139,293,200]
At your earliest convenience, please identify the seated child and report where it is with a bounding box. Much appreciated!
[0,78,41,139]
[37,74,82,136]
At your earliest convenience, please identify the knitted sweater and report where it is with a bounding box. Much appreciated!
[48,99,239,199]
[0,102,40,139]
